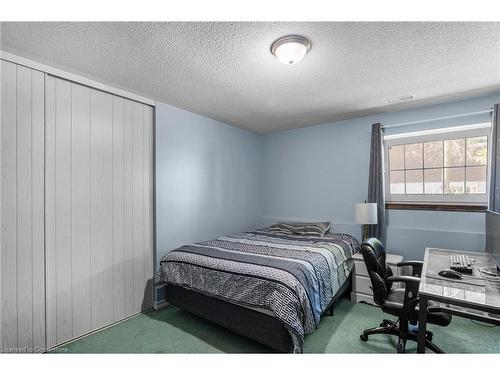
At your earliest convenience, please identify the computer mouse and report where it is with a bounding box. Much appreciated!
[438,269,463,279]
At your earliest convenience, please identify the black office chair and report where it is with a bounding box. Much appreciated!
[359,238,452,353]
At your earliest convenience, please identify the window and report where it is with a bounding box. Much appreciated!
[384,123,490,205]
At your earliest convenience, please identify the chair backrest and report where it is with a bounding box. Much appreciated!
[360,238,394,305]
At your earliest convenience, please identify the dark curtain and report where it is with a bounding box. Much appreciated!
[367,123,386,243]
[489,104,500,212]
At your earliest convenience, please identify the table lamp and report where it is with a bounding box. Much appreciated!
[355,202,378,240]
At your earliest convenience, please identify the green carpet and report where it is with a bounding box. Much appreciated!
[59,299,500,353]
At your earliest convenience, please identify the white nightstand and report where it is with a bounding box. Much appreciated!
[350,252,403,306]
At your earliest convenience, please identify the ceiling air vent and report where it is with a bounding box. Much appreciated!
[387,95,414,104]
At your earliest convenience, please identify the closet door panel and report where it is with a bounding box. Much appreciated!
[1,60,18,351]
[90,89,114,330]
[112,96,126,321]
[143,106,154,309]
[123,100,135,317]
[45,75,153,347]
[16,66,34,349]
[55,78,73,344]
[71,83,92,337]
[45,75,57,349]
[132,102,145,312]
[31,71,46,350]
[101,94,115,327]
[1,61,45,352]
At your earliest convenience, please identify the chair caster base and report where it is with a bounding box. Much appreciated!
[380,319,394,327]
[360,319,445,353]
[397,337,407,353]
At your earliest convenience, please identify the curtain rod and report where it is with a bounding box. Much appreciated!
[381,109,493,129]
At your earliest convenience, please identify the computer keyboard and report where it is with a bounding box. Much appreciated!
[450,254,474,274]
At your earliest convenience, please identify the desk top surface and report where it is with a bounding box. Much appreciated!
[420,248,500,311]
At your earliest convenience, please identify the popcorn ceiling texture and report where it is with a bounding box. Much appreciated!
[2,22,500,133]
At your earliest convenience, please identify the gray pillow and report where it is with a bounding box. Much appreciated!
[269,222,331,237]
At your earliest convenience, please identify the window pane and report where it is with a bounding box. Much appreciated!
[466,136,487,166]
[444,139,465,167]
[423,141,443,168]
[390,170,405,194]
[466,166,487,194]
[405,143,423,169]
[389,145,404,170]
[405,170,423,194]
[444,167,465,194]
[424,168,443,194]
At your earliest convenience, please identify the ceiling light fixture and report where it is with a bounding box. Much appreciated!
[271,35,312,65]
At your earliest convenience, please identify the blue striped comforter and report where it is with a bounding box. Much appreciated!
[158,229,357,352]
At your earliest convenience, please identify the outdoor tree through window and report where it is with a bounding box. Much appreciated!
[384,124,489,205]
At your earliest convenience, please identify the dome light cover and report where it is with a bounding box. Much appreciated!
[271,35,312,65]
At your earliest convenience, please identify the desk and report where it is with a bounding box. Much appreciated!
[417,248,500,353]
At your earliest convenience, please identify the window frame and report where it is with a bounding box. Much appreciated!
[383,123,491,205]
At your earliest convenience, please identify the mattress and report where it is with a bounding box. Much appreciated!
[157,228,357,352]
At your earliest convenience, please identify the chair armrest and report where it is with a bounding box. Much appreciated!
[387,275,421,284]
[387,276,421,314]
[428,306,443,313]
[397,260,423,277]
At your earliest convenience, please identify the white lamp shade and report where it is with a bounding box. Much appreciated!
[355,203,378,225]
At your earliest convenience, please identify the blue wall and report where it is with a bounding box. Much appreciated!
[260,93,500,260]
[156,93,500,267]
[155,103,262,267]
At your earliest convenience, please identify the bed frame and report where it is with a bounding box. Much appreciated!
[164,273,352,353]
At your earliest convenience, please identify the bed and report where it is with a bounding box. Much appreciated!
[157,227,358,353]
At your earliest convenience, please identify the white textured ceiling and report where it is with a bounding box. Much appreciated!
[1,22,500,133]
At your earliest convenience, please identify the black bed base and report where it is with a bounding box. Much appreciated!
[164,276,352,353]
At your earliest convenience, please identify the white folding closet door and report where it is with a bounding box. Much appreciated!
[45,76,154,348]
[0,60,45,353]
